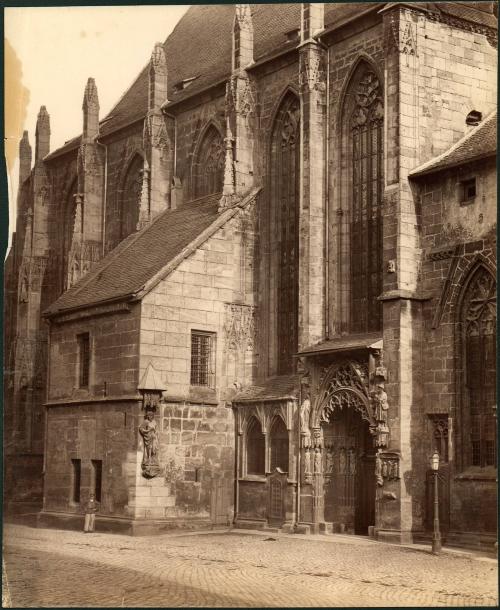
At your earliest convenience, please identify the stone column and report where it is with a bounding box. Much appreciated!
[310,426,325,532]
[377,4,425,544]
[298,3,326,351]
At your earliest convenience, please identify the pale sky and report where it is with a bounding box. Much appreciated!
[4,5,189,244]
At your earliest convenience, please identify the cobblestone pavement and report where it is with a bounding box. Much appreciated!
[3,524,498,607]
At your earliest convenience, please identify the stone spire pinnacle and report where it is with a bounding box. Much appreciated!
[233,4,254,71]
[149,42,168,111]
[83,77,100,140]
[35,106,50,162]
[19,131,32,184]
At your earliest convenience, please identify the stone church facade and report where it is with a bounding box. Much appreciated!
[4,3,497,546]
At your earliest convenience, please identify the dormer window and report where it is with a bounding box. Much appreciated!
[460,177,477,204]
[173,76,198,93]
[285,28,299,42]
[466,110,482,126]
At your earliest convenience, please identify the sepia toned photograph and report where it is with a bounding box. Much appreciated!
[2,2,498,607]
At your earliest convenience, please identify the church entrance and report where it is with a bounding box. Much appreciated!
[322,408,375,535]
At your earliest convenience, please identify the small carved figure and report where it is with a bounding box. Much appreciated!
[348,448,356,475]
[313,447,322,474]
[339,448,346,475]
[139,410,161,478]
[303,448,311,476]
[373,384,389,424]
[300,396,311,432]
[382,459,389,478]
[375,452,383,486]
[325,449,334,475]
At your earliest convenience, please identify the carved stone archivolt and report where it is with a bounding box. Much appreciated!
[311,361,372,428]
[224,303,257,352]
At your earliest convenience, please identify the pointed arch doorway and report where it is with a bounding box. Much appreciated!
[322,407,375,534]
[310,361,378,535]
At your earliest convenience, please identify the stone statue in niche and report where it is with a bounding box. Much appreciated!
[139,409,161,478]
[373,384,389,424]
[300,395,311,431]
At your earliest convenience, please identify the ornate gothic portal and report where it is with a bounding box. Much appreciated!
[302,361,381,534]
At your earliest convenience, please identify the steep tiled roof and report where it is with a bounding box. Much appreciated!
[45,193,222,315]
[298,332,383,357]
[45,3,497,161]
[410,111,497,177]
[233,374,300,402]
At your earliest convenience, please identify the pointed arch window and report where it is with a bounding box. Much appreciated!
[270,417,289,472]
[246,416,265,475]
[193,125,224,198]
[461,267,496,468]
[62,179,78,292]
[344,65,384,333]
[120,155,143,240]
[270,93,300,374]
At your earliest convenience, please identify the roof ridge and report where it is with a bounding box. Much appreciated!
[409,109,497,176]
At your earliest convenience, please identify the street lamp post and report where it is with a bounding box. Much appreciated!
[431,451,442,554]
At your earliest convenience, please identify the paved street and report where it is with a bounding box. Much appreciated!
[3,524,498,607]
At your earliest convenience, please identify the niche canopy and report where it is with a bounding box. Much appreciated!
[137,363,166,411]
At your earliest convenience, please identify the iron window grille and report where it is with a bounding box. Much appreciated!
[190,331,216,388]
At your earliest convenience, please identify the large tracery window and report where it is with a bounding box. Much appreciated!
[346,66,384,333]
[462,267,497,468]
[193,125,224,199]
[120,154,143,241]
[270,93,300,374]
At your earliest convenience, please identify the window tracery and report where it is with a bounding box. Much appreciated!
[462,267,496,468]
[347,67,384,332]
[120,155,143,240]
[270,93,300,374]
[193,125,224,198]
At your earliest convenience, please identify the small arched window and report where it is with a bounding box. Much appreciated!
[461,266,497,468]
[246,417,265,475]
[120,155,143,240]
[193,125,224,199]
[270,417,289,472]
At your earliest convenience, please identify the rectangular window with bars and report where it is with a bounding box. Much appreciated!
[77,333,90,388]
[190,331,216,388]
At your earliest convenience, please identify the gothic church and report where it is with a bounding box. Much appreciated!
[4,2,497,547]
